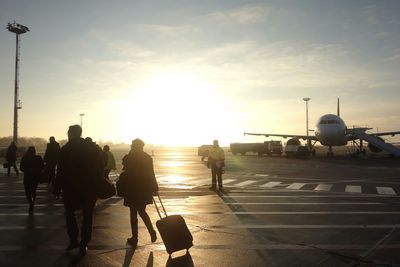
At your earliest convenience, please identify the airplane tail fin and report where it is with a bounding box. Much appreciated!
[337,98,340,117]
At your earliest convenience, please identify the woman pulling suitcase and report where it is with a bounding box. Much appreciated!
[120,138,158,247]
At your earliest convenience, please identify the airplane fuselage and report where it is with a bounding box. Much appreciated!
[314,114,347,146]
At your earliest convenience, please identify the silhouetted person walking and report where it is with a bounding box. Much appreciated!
[20,146,43,214]
[208,140,225,191]
[5,142,19,176]
[54,125,104,257]
[122,138,158,247]
[103,145,116,179]
[43,136,61,185]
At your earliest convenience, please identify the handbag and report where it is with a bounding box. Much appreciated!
[38,165,49,184]
[116,171,128,197]
[97,178,116,199]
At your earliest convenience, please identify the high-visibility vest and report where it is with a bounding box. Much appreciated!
[208,146,225,161]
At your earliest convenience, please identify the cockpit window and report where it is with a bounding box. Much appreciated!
[320,119,338,124]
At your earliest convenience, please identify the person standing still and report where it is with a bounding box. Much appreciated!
[53,125,104,257]
[5,142,19,176]
[103,145,116,179]
[43,136,61,185]
[20,146,44,214]
[208,140,225,191]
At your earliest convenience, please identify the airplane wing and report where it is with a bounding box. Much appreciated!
[244,132,318,141]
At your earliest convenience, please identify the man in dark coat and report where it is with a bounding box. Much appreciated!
[43,136,61,185]
[122,138,158,247]
[54,125,104,257]
[6,142,19,176]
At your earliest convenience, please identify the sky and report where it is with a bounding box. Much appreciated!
[1,0,400,146]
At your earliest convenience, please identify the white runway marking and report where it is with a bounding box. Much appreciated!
[222,179,237,184]
[254,174,269,177]
[208,224,399,229]
[286,183,305,190]
[314,184,333,191]
[235,180,257,187]
[345,185,362,193]
[260,181,282,188]
[377,187,396,195]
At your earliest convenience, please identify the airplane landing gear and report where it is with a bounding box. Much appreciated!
[327,146,334,157]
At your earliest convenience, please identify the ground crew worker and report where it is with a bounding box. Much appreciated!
[208,139,225,191]
[103,145,116,179]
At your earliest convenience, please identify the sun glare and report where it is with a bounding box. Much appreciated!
[114,70,232,146]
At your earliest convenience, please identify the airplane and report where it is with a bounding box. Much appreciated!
[244,99,400,157]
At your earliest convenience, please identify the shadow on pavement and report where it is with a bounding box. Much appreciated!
[122,246,137,267]
[166,252,194,267]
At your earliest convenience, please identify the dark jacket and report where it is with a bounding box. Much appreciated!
[122,151,158,207]
[6,144,17,163]
[55,138,104,209]
[43,141,61,165]
[20,155,43,185]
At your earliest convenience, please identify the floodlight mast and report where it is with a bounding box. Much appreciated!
[7,22,29,144]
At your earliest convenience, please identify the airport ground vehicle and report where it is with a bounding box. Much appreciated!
[265,140,283,156]
[284,138,310,159]
[198,145,213,161]
[230,141,282,156]
[230,143,265,156]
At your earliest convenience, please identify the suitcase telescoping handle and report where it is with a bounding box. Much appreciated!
[153,193,168,220]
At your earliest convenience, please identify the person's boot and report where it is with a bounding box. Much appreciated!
[65,240,79,252]
[79,242,88,257]
[150,229,157,243]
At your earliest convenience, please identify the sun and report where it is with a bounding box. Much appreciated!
[115,70,231,146]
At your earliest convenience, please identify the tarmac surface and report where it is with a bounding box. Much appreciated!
[1,147,400,266]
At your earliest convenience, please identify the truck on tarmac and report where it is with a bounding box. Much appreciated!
[264,140,283,156]
[230,141,283,156]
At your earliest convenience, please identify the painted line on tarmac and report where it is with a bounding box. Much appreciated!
[3,211,400,216]
[221,179,237,184]
[377,187,397,195]
[286,183,306,190]
[234,180,258,187]
[207,224,400,229]
[314,184,333,191]
[1,243,400,252]
[0,224,398,230]
[345,185,362,193]
[0,202,386,207]
[192,244,400,250]
[260,182,282,188]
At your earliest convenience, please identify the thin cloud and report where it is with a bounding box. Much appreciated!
[204,4,271,25]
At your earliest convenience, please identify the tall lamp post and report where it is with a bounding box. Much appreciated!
[302,97,311,149]
[7,21,29,144]
[79,113,85,129]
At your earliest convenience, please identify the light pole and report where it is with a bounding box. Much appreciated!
[302,97,311,149]
[7,21,29,144]
[79,113,85,129]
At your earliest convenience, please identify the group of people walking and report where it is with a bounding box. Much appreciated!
[3,127,226,257]
[3,125,160,257]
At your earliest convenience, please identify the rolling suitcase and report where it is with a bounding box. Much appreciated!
[153,194,193,254]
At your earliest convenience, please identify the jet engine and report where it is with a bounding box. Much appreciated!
[368,137,384,153]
